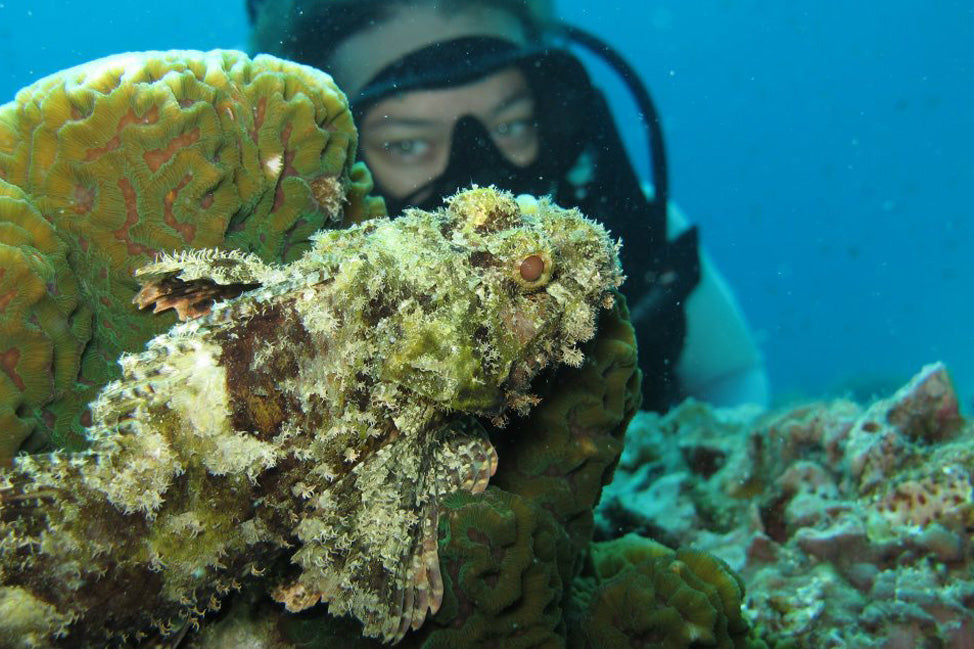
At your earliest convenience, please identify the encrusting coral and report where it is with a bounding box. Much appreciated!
[0,185,624,647]
[0,49,383,458]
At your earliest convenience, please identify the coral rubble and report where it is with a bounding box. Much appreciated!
[0,185,623,647]
[600,362,974,647]
[0,50,383,458]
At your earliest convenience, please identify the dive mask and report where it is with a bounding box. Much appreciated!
[351,36,599,213]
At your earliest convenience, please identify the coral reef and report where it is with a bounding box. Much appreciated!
[0,49,383,458]
[600,362,974,647]
[0,186,624,647]
[0,50,754,649]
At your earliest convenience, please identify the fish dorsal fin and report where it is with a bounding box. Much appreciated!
[132,249,280,321]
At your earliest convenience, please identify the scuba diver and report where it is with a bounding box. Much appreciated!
[247,0,769,411]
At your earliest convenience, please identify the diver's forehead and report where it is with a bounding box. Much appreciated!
[361,68,532,132]
[329,4,529,97]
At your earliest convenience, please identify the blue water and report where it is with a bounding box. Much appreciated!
[1,0,971,407]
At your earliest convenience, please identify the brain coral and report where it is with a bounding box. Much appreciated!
[0,49,383,458]
[568,534,752,649]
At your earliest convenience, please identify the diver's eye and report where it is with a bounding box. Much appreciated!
[513,252,553,291]
[490,116,538,166]
[381,138,432,161]
[492,118,534,139]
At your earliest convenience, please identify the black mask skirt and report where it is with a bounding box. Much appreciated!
[352,35,701,411]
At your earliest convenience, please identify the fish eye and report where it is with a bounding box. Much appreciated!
[519,255,545,282]
[513,251,553,291]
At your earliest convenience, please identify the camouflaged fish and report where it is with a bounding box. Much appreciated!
[0,187,622,647]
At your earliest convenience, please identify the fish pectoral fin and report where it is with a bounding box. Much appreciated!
[286,430,471,643]
[430,418,498,497]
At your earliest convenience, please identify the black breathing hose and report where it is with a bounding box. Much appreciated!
[552,22,669,212]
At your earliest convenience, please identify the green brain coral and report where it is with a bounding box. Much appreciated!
[569,534,752,649]
[491,292,642,555]
[0,49,384,458]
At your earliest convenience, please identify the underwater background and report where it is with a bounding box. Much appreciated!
[1,0,971,408]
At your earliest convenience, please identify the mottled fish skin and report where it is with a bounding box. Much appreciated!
[0,187,622,646]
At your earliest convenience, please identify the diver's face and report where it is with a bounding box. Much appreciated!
[359,67,540,203]
[328,4,538,205]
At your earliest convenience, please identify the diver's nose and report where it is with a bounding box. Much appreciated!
[387,116,530,215]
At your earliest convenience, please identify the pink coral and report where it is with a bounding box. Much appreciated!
[876,465,972,527]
